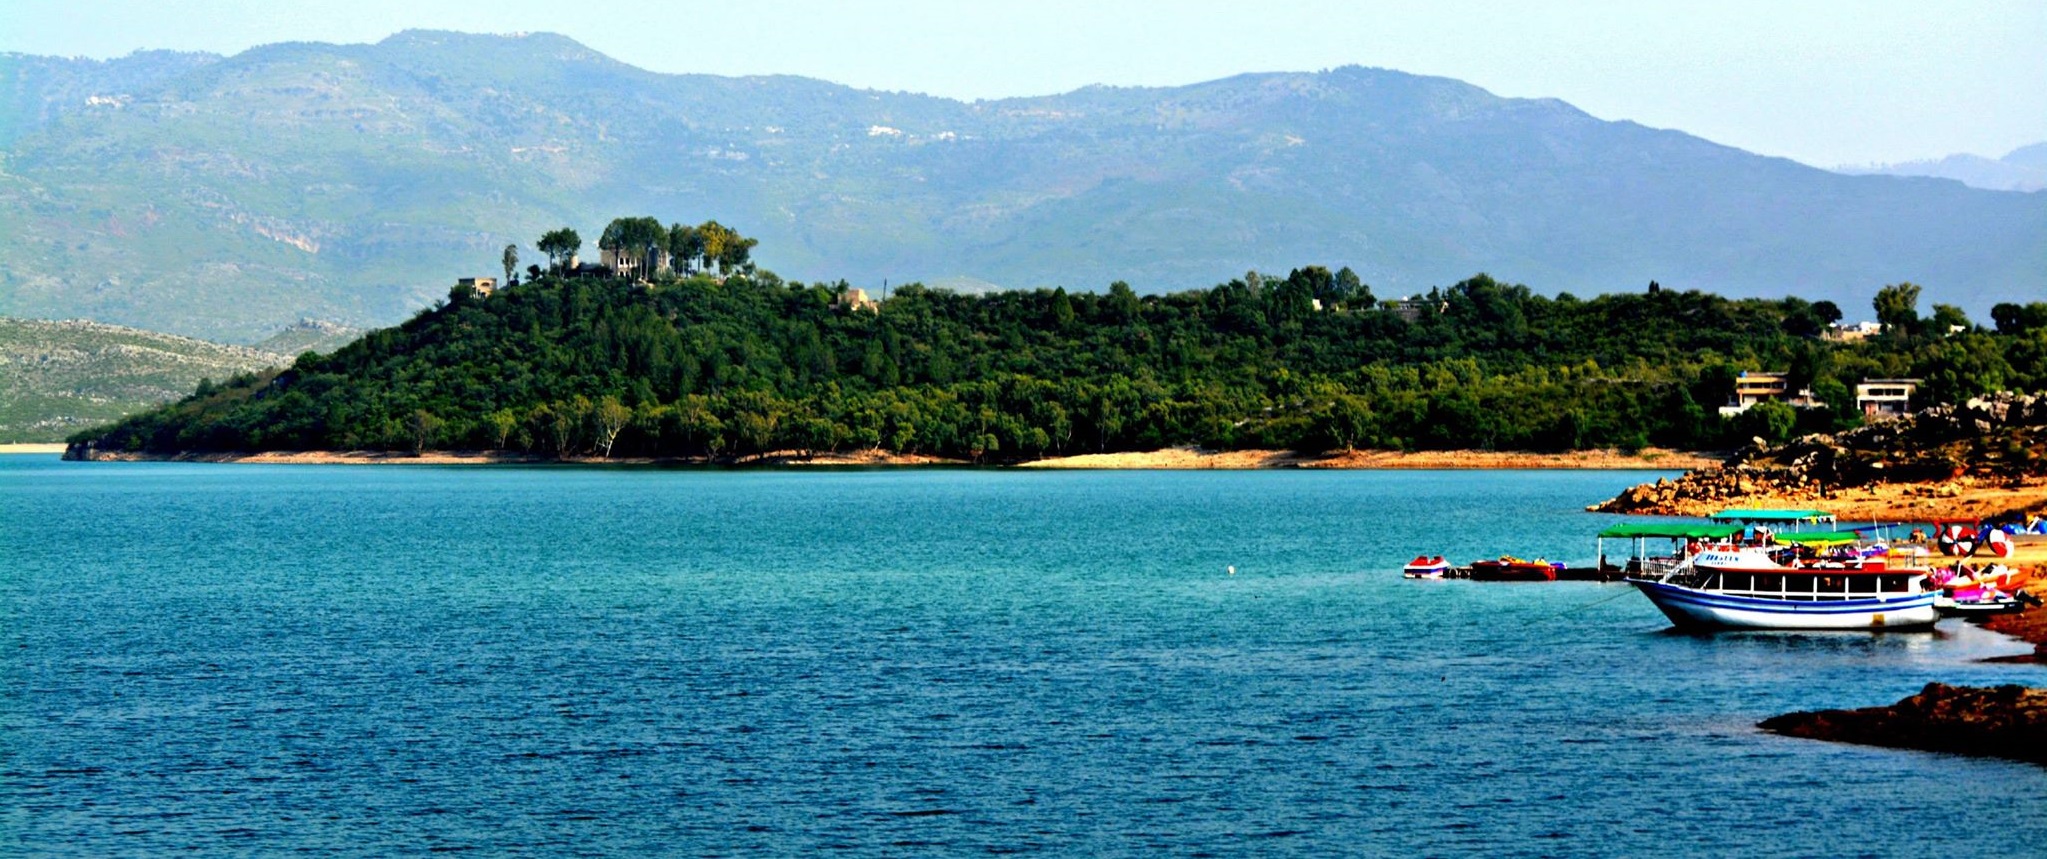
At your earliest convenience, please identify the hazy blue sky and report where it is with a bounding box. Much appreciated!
[4,0,2041,167]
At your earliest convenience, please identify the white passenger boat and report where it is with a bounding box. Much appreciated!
[1627,545,1938,631]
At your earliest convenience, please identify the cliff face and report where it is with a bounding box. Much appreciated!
[1594,392,2047,516]
[1760,683,2047,765]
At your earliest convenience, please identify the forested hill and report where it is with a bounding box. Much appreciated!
[66,266,2047,461]
[4,30,2043,341]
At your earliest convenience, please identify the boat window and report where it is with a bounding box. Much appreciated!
[1728,573,1752,592]
[1849,575,1876,595]
[1755,574,1781,594]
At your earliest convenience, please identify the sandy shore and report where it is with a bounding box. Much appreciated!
[1017,446,1720,470]
[67,448,969,466]
[66,445,1718,470]
[0,443,68,454]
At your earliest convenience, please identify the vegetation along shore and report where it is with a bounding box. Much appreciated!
[60,217,2047,472]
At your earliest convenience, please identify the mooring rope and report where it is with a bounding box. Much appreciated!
[1543,585,1639,619]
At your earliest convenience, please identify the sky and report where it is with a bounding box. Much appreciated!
[3,0,2043,167]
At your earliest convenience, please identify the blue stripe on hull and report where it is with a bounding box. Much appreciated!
[1629,579,1939,630]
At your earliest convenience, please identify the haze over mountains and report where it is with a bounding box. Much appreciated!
[1837,143,2047,193]
[0,30,2040,341]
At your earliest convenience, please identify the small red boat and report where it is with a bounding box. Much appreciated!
[1468,555,1561,581]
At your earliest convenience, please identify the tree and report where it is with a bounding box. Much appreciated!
[1873,282,1923,338]
[537,228,581,272]
[486,408,519,449]
[1930,303,1971,335]
[599,217,667,280]
[501,244,518,283]
[1334,266,1371,306]
[1812,300,1843,325]
[1049,287,1076,329]
[1106,280,1140,323]
[1991,302,2047,335]
[409,409,445,453]
[592,396,631,458]
[669,223,704,274]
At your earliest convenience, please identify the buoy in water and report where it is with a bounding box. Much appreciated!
[1227,565,1236,576]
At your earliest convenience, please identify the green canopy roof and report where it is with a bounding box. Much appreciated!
[1773,530,1866,546]
[1710,509,1836,523]
[1597,523,1745,540]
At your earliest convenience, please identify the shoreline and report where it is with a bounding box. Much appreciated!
[59,445,1723,470]
[1594,475,2047,523]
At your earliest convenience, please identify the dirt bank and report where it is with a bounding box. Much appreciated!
[1017,446,1718,470]
[66,448,968,467]
[67,444,1712,470]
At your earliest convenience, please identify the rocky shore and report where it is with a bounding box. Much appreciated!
[1593,391,2047,520]
[1760,682,2047,765]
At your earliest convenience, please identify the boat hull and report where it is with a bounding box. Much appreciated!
[1629,579,1938,630]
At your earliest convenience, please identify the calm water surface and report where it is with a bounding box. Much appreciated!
[3,455,2043,856]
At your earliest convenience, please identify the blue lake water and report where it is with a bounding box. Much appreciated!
[3,454,2044,856]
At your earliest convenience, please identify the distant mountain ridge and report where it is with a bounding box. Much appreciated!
[1837,142,2047,192]
[0,30,2041,340]
[0,316,289,441]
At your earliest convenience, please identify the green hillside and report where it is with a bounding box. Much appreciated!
[0,317,288,442]
[3,31,2041,342]
[66,260,2047,460]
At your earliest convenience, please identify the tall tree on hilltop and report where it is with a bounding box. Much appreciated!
[669,223,704,275]
[1874,282,1923,338]
[501,244,518,283]
[536,228,581,272]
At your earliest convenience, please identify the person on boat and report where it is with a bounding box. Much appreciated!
[1908,527,1926,543]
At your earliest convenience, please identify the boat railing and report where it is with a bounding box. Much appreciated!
[1627,557,1684,578]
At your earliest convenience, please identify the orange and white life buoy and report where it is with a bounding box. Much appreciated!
[1985,528,2013,558]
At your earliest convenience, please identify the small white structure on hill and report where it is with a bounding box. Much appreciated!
[836,287,878,312]
[1856,379,1920,421]
[600,247,672,281]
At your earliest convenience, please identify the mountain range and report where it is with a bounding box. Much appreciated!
[1838,143,2047,193]
[1,30,2041,341]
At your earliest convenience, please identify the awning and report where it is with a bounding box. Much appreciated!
[1710,508,1836,523]
[1597,523,1745,540]
[1773,530,1865,547]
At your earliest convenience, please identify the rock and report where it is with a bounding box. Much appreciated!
[1759,683,2047,765]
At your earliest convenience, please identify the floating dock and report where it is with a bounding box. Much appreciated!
[1435,565,1629,582]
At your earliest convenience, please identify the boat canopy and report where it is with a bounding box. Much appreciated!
[1597,523,1744,540]
[1772,530,1865,547]
[1709,508,1836,524]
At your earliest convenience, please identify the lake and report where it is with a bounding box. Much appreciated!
[2,455,2042,856]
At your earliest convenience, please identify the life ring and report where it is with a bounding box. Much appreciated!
[1939,524,1974,557]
